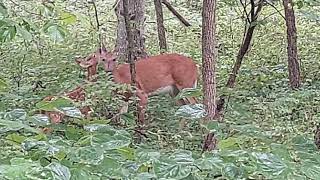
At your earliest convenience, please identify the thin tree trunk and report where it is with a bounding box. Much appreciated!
[216,0,263,117]
[202,132,217,152]
[154,0,167,52]
[132,0,147,58]
[202,0,217,121]
[122,0,136,85]
[226,0,263,88]
[123,0,147,128]
[283,0,301,89]
[226,26,255,88]
[115,0,147,62]
[115,1,128,61]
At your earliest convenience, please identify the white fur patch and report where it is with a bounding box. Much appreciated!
[148,85,174,96]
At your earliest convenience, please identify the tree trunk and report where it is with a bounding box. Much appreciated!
[115,0,127,61]
[122,0,147,127]
[154,0,167,52]
[132,0,147,58]
[115,0,147,62]
[216,0,263,118]
[202,132,217,152]
[283,0,301,89]
[202,0,217,121]
[226,0,263,88]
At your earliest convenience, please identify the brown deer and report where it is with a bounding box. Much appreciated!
[76,48,198,123]
[41,86,92,124]
[38,54,99,124]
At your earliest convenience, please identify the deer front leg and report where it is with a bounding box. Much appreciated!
[136,89,148,125]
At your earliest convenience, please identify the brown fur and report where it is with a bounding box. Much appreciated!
[101,52,199,122]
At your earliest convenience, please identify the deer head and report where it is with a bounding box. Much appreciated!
[99,49,118,72]
[76,48,117,75]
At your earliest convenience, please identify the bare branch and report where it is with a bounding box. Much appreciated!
[265,0,286,20]
[239,0,251,23]
[162,0,191,27]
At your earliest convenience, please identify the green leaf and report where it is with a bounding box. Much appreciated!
[29,114,51,126]
[175,104,205,119]
[218,137,239,150]
[21,140,48,151]
[195,154,223,171]
[3,109,27,121]
[36,97,73,111]
[70,168,91,180]
[46,162,71,180]
[289,135,317,152]
[84,124,116,133]
[16,25,32,41]
[205,121,219,132]
[0,77,7,91]
[0,115,40,134]
[251,152,288,177]
[136,149,161,163]
[0,158,51,179]
[221,163,245,179]
[46,25,66,43]
[270,143,292,162]
[154,150,194,179]
[42,23,66,43]
[65,126,85,140]
[69,146,104,165]
[61,107,83,118]
[175,88,202,99]
[59,12,77,24]
[0,25,16,42]
[0,2,7,17]
[6,133,27,144]
[135,172,157,180]
[301,162,320,179]
[117,147,135,160]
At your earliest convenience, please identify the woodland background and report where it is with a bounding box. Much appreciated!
[1,0,320,179]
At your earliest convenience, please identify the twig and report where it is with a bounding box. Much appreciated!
[239,0,251,23]
[90,0,103,48]
[265,0,286,20]
[162,0,191,27]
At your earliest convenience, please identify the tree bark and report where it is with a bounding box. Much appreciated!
[122,0,145,127]
[122,0,136,85]
[115,0,147,62]
[154,0,167,52]
[282,0,301,89]
[115,0,128,61]
[202,132,217,152]
[202,0,217,121]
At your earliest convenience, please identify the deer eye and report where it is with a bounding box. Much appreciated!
[112,59,116,62]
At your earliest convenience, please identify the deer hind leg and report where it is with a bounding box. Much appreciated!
[136,89,148,125]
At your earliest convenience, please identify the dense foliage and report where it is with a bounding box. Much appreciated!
[1,0,320,179]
